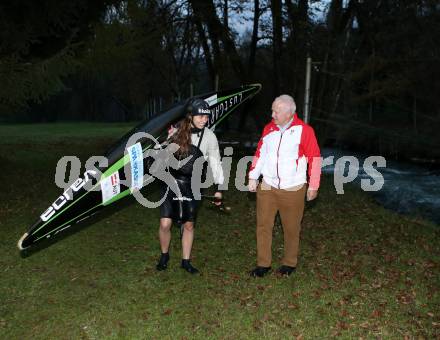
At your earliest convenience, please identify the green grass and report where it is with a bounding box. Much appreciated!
[0,122,135,142]
[1,123,439,339]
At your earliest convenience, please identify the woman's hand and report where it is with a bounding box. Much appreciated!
[214,191,223,206]
[167,125,177,138]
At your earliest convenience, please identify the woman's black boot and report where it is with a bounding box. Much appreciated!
[156,252,169,271]
[181,259,199,274]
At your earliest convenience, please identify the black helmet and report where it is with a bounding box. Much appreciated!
[187,98,211,116]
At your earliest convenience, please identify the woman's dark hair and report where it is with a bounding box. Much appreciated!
[169,114,192,155]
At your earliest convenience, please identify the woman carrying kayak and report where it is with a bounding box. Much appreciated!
[156,99,224,274]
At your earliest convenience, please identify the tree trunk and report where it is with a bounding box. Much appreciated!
[248,0,260,79]
[238,0,262,132]
[271,0,282,96]
[223,0,228,28]
[189,0,245,84]
[193,15,216,89]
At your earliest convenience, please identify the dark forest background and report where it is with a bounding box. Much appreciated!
[1,0,439,160]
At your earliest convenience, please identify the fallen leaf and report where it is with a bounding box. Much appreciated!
[253,320,262,330]
[340,309,349,317]
[371,310,383,318]
[337,321,349,330]
[359,321,369,329]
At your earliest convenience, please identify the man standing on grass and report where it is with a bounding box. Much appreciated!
[248,95,321,277]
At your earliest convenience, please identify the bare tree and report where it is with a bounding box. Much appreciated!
[189,0,246,86]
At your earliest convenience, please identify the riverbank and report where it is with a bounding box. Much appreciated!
[319,147,440,226]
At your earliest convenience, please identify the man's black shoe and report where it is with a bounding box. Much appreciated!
[276,265,296,276]
[181,259,199,274]
[156,252,169,271]
[249,266,271,277]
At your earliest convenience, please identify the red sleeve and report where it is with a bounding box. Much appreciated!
[248,125,270,179]
[300,125,321,190]
[249,132,264,173]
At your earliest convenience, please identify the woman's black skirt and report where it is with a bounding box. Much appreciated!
[159,176,201,224]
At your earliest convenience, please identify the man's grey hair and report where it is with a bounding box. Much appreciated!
[274,94,296,114]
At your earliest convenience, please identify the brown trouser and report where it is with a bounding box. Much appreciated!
[256,181,306,267]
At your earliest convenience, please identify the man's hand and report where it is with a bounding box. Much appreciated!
[306,189,318,201]
[214,191,223,206]
[248,179,258,192]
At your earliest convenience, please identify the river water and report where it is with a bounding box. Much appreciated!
[321,148,440,225]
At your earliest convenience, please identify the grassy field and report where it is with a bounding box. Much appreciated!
[1,123,439,339]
